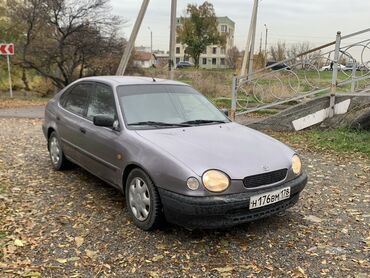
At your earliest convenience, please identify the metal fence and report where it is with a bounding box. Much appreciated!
[230,28,370,120]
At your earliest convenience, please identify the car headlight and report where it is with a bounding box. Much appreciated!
[292,155,302,175]
[202,170,230,192]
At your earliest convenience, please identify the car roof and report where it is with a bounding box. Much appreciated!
[77,76,188,86]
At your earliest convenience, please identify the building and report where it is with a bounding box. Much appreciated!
[133,51,152,68]
[175,16,235,69]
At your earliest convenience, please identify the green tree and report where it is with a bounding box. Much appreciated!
[176,1,225,67]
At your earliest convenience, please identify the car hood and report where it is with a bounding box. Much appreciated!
[135,123,294,179]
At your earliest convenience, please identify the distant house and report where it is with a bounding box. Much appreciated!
[175,16,235,69]
[153,53,169,68]
[133,51,152,68]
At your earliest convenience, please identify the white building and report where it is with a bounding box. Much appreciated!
[175,16,235,69]
[133,51,152,68]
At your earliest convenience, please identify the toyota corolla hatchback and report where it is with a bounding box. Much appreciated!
[42,76,307,230]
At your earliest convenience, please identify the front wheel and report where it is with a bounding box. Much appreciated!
[125,168,163,230]
[48,131,70,170]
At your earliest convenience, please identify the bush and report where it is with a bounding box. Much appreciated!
[30,76,55,97]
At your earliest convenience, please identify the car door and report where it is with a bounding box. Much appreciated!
[78,82,122,185]
[58,82,93,164]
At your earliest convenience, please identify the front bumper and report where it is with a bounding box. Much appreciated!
[158,172,307,229]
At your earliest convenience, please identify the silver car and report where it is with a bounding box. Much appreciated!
[42,76,307,230]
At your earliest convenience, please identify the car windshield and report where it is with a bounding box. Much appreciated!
[117,84,229,129]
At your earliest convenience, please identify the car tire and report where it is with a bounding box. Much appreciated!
[48,131,70,170]
[125,168,163,230]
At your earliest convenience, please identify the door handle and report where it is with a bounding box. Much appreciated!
[79,127,86,134]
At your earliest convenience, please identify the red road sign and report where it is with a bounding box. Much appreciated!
[0,43,14,55]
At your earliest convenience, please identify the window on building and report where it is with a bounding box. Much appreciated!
[184,56,189,62]
[221,47,226,55]
[202,47,207,54]
[202,58,207,65]
[176,47,180,54]
[220,58,225,65]
[212,47,217,54]
[212,58,217,65]
[221,25,227,32]
[176,57,180,64]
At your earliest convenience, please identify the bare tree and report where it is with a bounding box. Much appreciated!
[225,46,240,70]
[269,41,287,61]
[287,42,321,69]
[9,0,125,89]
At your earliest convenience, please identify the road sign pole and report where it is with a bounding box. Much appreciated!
[6,55,13,98]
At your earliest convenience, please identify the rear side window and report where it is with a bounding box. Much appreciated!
[60,83,92,117]
[87,84,117,121]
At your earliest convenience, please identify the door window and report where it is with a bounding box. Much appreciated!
[87,84,117,121]
[61,83,91,117]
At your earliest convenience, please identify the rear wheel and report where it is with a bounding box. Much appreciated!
[125,168,163,230]
[48,131,70,170]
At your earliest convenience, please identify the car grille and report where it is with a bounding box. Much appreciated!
[243,169,288,188]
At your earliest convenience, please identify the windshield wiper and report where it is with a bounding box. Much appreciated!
[128,121,191,127]
[181,119,227,125]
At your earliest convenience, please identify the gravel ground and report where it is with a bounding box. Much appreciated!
[0,118,369,278]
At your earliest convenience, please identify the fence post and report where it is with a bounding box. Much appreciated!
[230,74,237,121]
[351,61,357,93]
[329,31,341,118]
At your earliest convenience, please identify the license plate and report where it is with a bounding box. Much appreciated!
[249,187,291,209]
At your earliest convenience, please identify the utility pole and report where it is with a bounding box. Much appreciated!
[116,0,150,75]
[168,0,177,80]
[259,32,262,54]
[264,24,268,66]
[148,26,153,65]
[247,3,258,80]
[240,0,259,79]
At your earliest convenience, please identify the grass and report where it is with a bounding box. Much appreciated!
[284,128,370,158]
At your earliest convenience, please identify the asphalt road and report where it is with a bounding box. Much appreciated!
[0,105,45,119]
[0,118,369,277]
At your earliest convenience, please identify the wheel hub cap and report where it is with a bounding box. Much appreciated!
[50,137,60,165]
[129,178,151,221]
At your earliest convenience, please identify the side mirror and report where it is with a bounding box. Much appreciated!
[220,108,229,117]
[93,115,115,128]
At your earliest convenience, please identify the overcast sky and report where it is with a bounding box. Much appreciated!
[110,0,370,51]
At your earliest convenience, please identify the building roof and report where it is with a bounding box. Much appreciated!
[134,51,152,61]
[217,16,235,27]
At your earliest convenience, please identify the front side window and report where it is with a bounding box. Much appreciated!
[60,83,92,117]
[117,85,229,129]
[87,84,117,121]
